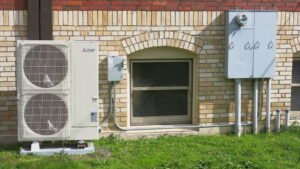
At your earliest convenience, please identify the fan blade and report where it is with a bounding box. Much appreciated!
[47,120,58,132]
[43,74,54,87]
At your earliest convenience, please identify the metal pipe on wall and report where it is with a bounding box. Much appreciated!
[266,79,271,132]
[235,79,242,137]
[253,79,258,134]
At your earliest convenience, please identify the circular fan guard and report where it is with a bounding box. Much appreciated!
[24,94,68,135]
[23,45,68,88]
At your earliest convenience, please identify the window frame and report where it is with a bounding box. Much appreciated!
[130,59,193,126]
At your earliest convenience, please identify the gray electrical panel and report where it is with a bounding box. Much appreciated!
[226,11,277,79]
[108,56,124,81]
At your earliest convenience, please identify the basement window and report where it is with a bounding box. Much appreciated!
[130,60,192,126]
[291,60,300,111]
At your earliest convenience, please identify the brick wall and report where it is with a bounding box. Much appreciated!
[0,10,27,136]
[1,0,300,11]
[51,11,294,128]
[0,8,299,138]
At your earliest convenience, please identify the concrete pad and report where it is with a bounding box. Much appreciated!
[20,142,95,156]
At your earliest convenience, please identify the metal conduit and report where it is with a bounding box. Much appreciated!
[235,79,242,137]
[253,79,258,134]
[266,79,271,132]
[106,82,252,131]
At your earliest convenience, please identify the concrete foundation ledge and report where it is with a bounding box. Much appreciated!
[99,126,237,139]
[0,135,18,145]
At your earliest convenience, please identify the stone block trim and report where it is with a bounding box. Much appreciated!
[121,31,205,55]
[290,36,300,53]
[0,10,27,26]
[53,11,225,26]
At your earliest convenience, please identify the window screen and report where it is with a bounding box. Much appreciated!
[292,60,300,111]
[131,60,192,126]
[291,87,300,111]
[132,90,188,117]
[292,60,300,83]
[132,62,189,87]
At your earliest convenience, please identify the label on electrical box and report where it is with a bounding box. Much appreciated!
[91,112,97,122]
[91,108,97,122]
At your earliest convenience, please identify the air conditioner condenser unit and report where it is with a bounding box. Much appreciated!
[17,40,99,142]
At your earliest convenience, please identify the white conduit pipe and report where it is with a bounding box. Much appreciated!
[110,81,252,131]
[235,79,242,137]
[266,79,271,133]
[275,109,281,133]
[253,79,258,134]
[285,110,290,129]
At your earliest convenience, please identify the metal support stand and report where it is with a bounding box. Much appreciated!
[31,141,40,152]
[235,79,242,137]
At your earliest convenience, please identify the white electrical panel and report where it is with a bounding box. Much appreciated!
[226,11,277,79]
[108,56,123,81]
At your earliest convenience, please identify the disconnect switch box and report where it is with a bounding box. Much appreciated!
[108,56,124,81]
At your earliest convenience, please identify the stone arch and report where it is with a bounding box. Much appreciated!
[121,31,205,55]
[290,36,300,53]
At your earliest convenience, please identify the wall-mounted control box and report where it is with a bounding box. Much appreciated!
[225,11,277,79]
[108,55,124,81]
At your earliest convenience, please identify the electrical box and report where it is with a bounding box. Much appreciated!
[226,11,277,79]
[108,56,123,81]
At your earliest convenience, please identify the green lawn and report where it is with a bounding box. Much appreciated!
[0,126,300,169]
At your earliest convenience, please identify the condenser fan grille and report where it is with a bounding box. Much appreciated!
[24,94,68,135]
[23,45,68,88]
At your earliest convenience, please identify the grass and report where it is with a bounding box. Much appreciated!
[0,126,300,169]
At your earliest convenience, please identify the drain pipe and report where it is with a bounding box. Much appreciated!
[266,78,271,132]
[235,79,242,137]
[253,79,258,134]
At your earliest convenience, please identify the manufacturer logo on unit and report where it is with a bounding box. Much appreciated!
[82,48,96,52]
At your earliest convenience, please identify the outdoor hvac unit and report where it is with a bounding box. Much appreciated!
[17,40,99,141]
